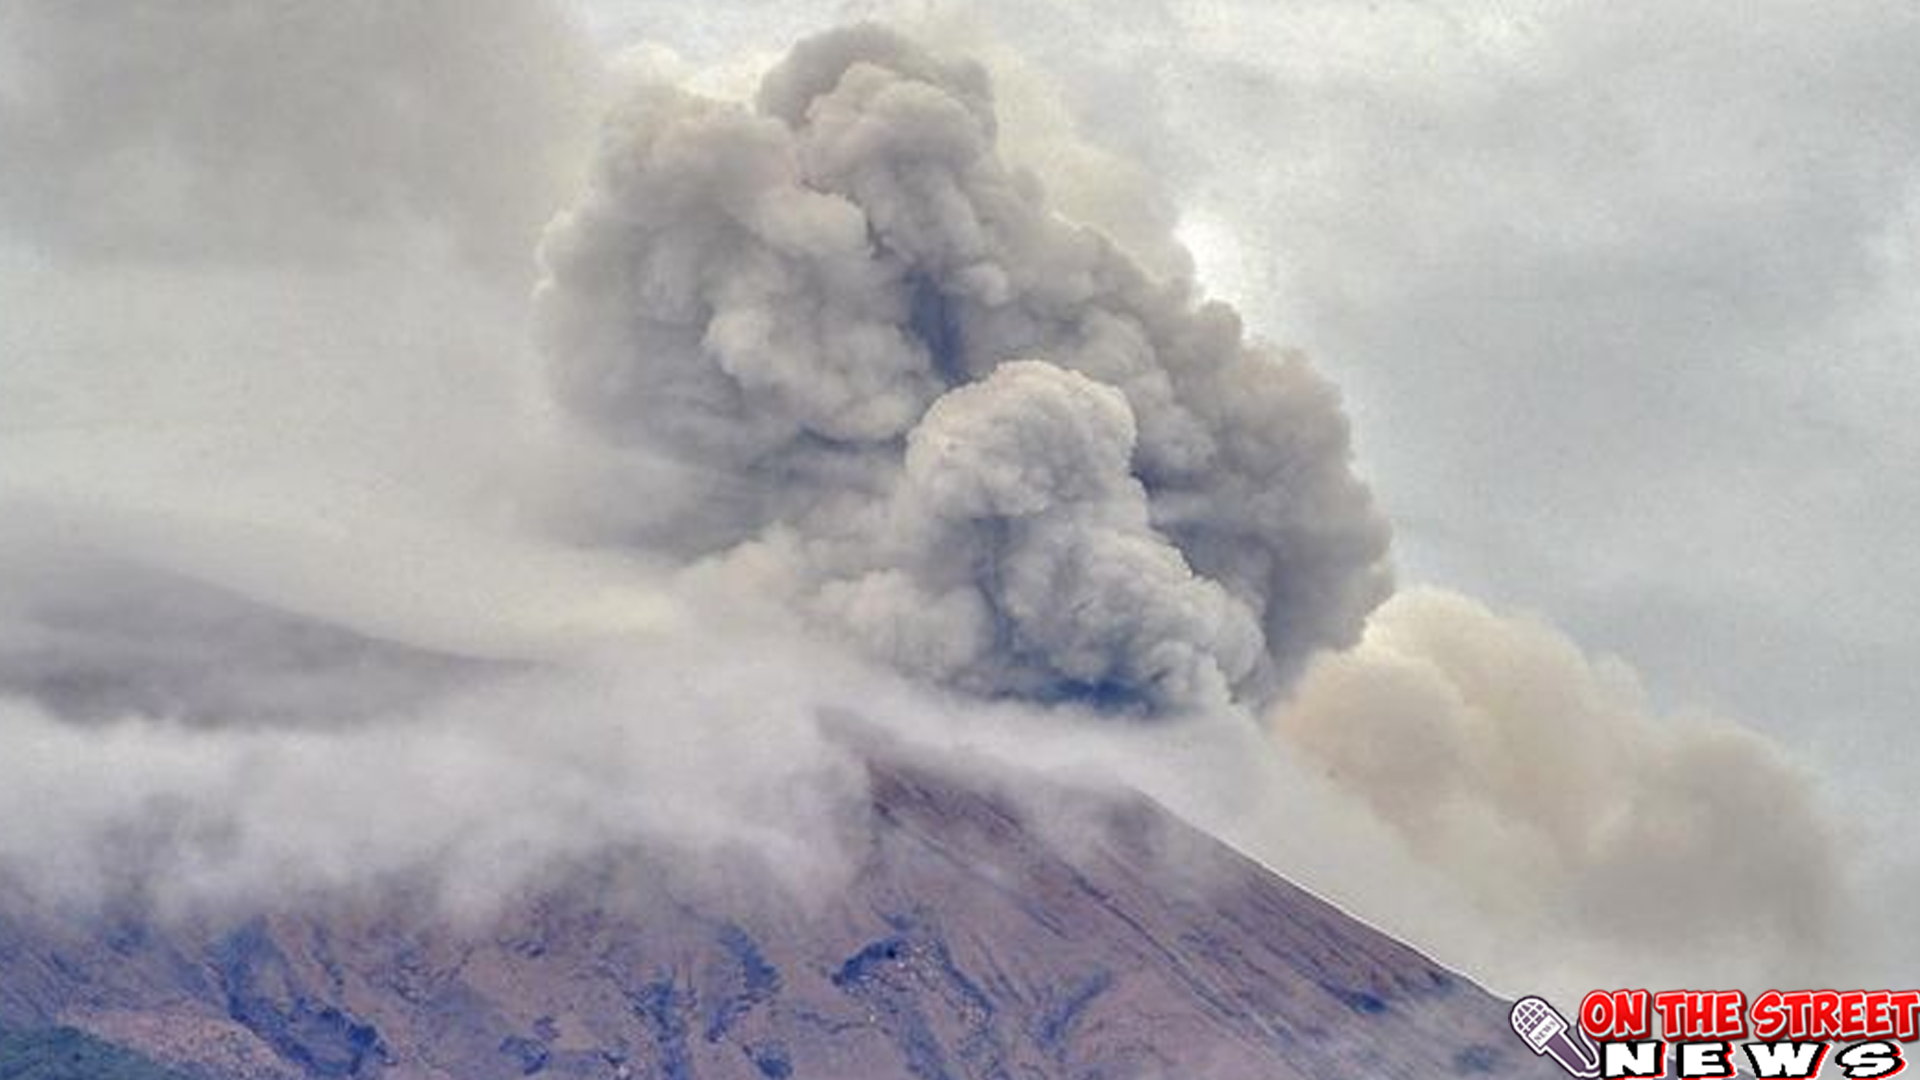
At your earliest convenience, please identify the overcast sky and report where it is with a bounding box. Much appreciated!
[576,0,1920,960]
[584,0,1920,776]
[1,0,1915,998]
[610,0,1918,792]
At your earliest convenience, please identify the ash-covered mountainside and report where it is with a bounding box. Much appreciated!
[0,761,1556,1080]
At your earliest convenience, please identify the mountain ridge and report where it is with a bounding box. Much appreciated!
[0,756,1557,1080]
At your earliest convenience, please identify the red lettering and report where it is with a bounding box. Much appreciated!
[1782,992,1814,1039]
[1892,991,1920,1042]
[1690,992,1713,1039]
[1751,991,1788,1041]
[1712,991,1748,1039]
[1840,991,1868,1041]
[1811,991,1841,1038]
[1582,990,1616,1039]
[1657,992,1689,1038]
[1612,990,1651,1039]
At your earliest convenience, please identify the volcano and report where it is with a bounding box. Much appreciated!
[0,757,1556,1080]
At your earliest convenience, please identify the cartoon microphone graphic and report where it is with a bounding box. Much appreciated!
[1511,996,1603,1078]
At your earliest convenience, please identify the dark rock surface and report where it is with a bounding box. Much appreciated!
[0,762,1558,1080]
[0,1025,194,1079]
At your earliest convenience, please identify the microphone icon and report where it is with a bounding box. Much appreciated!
[1511,996,1603,1078]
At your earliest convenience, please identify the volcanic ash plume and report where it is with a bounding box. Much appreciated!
[0,10,1853,995]
[1273,587,1839,976]
[534,25,1392,713]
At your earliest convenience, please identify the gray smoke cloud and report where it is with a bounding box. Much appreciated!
[533,24,1392,712]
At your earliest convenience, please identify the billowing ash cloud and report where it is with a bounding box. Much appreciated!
[533,24,1391,711]
[1273,587,1839,970]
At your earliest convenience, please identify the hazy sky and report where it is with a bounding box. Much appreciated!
[1,0,1915,1002]
[584,0,1920,975]
[581,0,1920,787]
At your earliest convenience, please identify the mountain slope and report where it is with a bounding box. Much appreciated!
[0,1026,195,1080]
[0,760,1554,1080]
